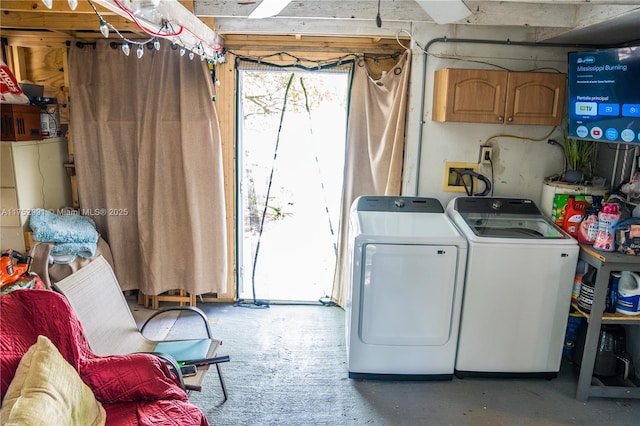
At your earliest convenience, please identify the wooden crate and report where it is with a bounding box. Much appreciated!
[139,289,197,310]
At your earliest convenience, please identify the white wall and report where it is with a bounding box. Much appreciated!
[403,24,574,210]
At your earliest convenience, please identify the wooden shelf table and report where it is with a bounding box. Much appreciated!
[574,244,640,401]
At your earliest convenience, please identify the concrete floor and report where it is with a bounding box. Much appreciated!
[132,300,638,425]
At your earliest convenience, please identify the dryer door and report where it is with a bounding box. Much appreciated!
[359,243,458,346]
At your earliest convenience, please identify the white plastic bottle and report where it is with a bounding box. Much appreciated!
[616,271,640,315]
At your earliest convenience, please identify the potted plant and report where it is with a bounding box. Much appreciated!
[563,137,596,183]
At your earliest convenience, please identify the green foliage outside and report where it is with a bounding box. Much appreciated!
[242,71,346,119]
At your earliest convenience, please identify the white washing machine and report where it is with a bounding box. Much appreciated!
[345,196,468,379]
[445,197,579,378]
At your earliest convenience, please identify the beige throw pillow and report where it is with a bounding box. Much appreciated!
[0,335,106,426]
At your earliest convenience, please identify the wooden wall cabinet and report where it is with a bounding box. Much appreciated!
[432,68,566,125]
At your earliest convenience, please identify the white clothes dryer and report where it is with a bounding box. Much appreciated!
[345,196,468,379]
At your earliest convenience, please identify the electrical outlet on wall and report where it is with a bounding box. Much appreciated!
[479,146,493,165]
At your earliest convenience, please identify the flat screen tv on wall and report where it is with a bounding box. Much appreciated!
[568,46,640,145]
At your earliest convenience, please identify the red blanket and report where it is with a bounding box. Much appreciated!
[0,290,209,426]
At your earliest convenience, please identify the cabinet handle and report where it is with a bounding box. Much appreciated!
[507,116,513,122]
[497,116,504,121]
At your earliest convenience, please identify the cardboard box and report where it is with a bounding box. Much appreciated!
[1,104,42,141]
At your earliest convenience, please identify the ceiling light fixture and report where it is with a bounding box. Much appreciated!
[414,0,471,25]
[248,0,292,19]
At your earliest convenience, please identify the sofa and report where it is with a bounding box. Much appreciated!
[0,289,209,425]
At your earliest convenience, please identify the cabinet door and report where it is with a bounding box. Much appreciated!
[432,69,508,123]
[1,143,15,187]
[505,72,566,125]
[12,138,71,215]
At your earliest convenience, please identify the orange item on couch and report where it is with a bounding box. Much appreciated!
[0,250,31,288]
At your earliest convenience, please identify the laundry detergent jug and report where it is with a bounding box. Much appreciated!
[616,271,640,315]
[563,197,590,238]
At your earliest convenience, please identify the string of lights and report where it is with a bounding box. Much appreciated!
[40,0,226,63]
[230,51,403,70]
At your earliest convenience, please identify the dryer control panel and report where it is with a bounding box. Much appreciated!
[355,196,444,213]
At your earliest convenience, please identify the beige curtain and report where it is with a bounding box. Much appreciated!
[68,39,227,296]
[331,50,411,307]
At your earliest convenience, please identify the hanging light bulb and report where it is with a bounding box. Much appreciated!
[122,42,130,56]
[137,44,145,59]
[41,0,53,9]
[189,51,194,60]
[68,0,78,10]
[179,47,186,56]
[153,38,161,51]
[99,20,109,38]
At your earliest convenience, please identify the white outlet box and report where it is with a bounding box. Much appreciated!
[480,146,493,165]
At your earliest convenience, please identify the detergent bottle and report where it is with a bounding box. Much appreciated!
[563,197,590,238]
[577,196,603,244]
[593,203,621,251]
[616,271,640,315]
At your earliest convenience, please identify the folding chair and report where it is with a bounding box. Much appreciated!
[53,255,229,401]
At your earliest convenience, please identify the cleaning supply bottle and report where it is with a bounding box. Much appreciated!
[578,267,598,313]
[563,197,589,238]
[616,271,640,315]
[572,259,589,304]
[593,203,621,252]
[577,196,603,244]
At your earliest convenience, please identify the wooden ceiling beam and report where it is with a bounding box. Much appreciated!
[0,29,72,46]
[0,0,116,14]
[0,1,215,33]
[174,1,219,35]
[221,33,407,53]
[0,10,138,31]
[178,0,194,13]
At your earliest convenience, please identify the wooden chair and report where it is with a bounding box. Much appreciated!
[53,255,229,401]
